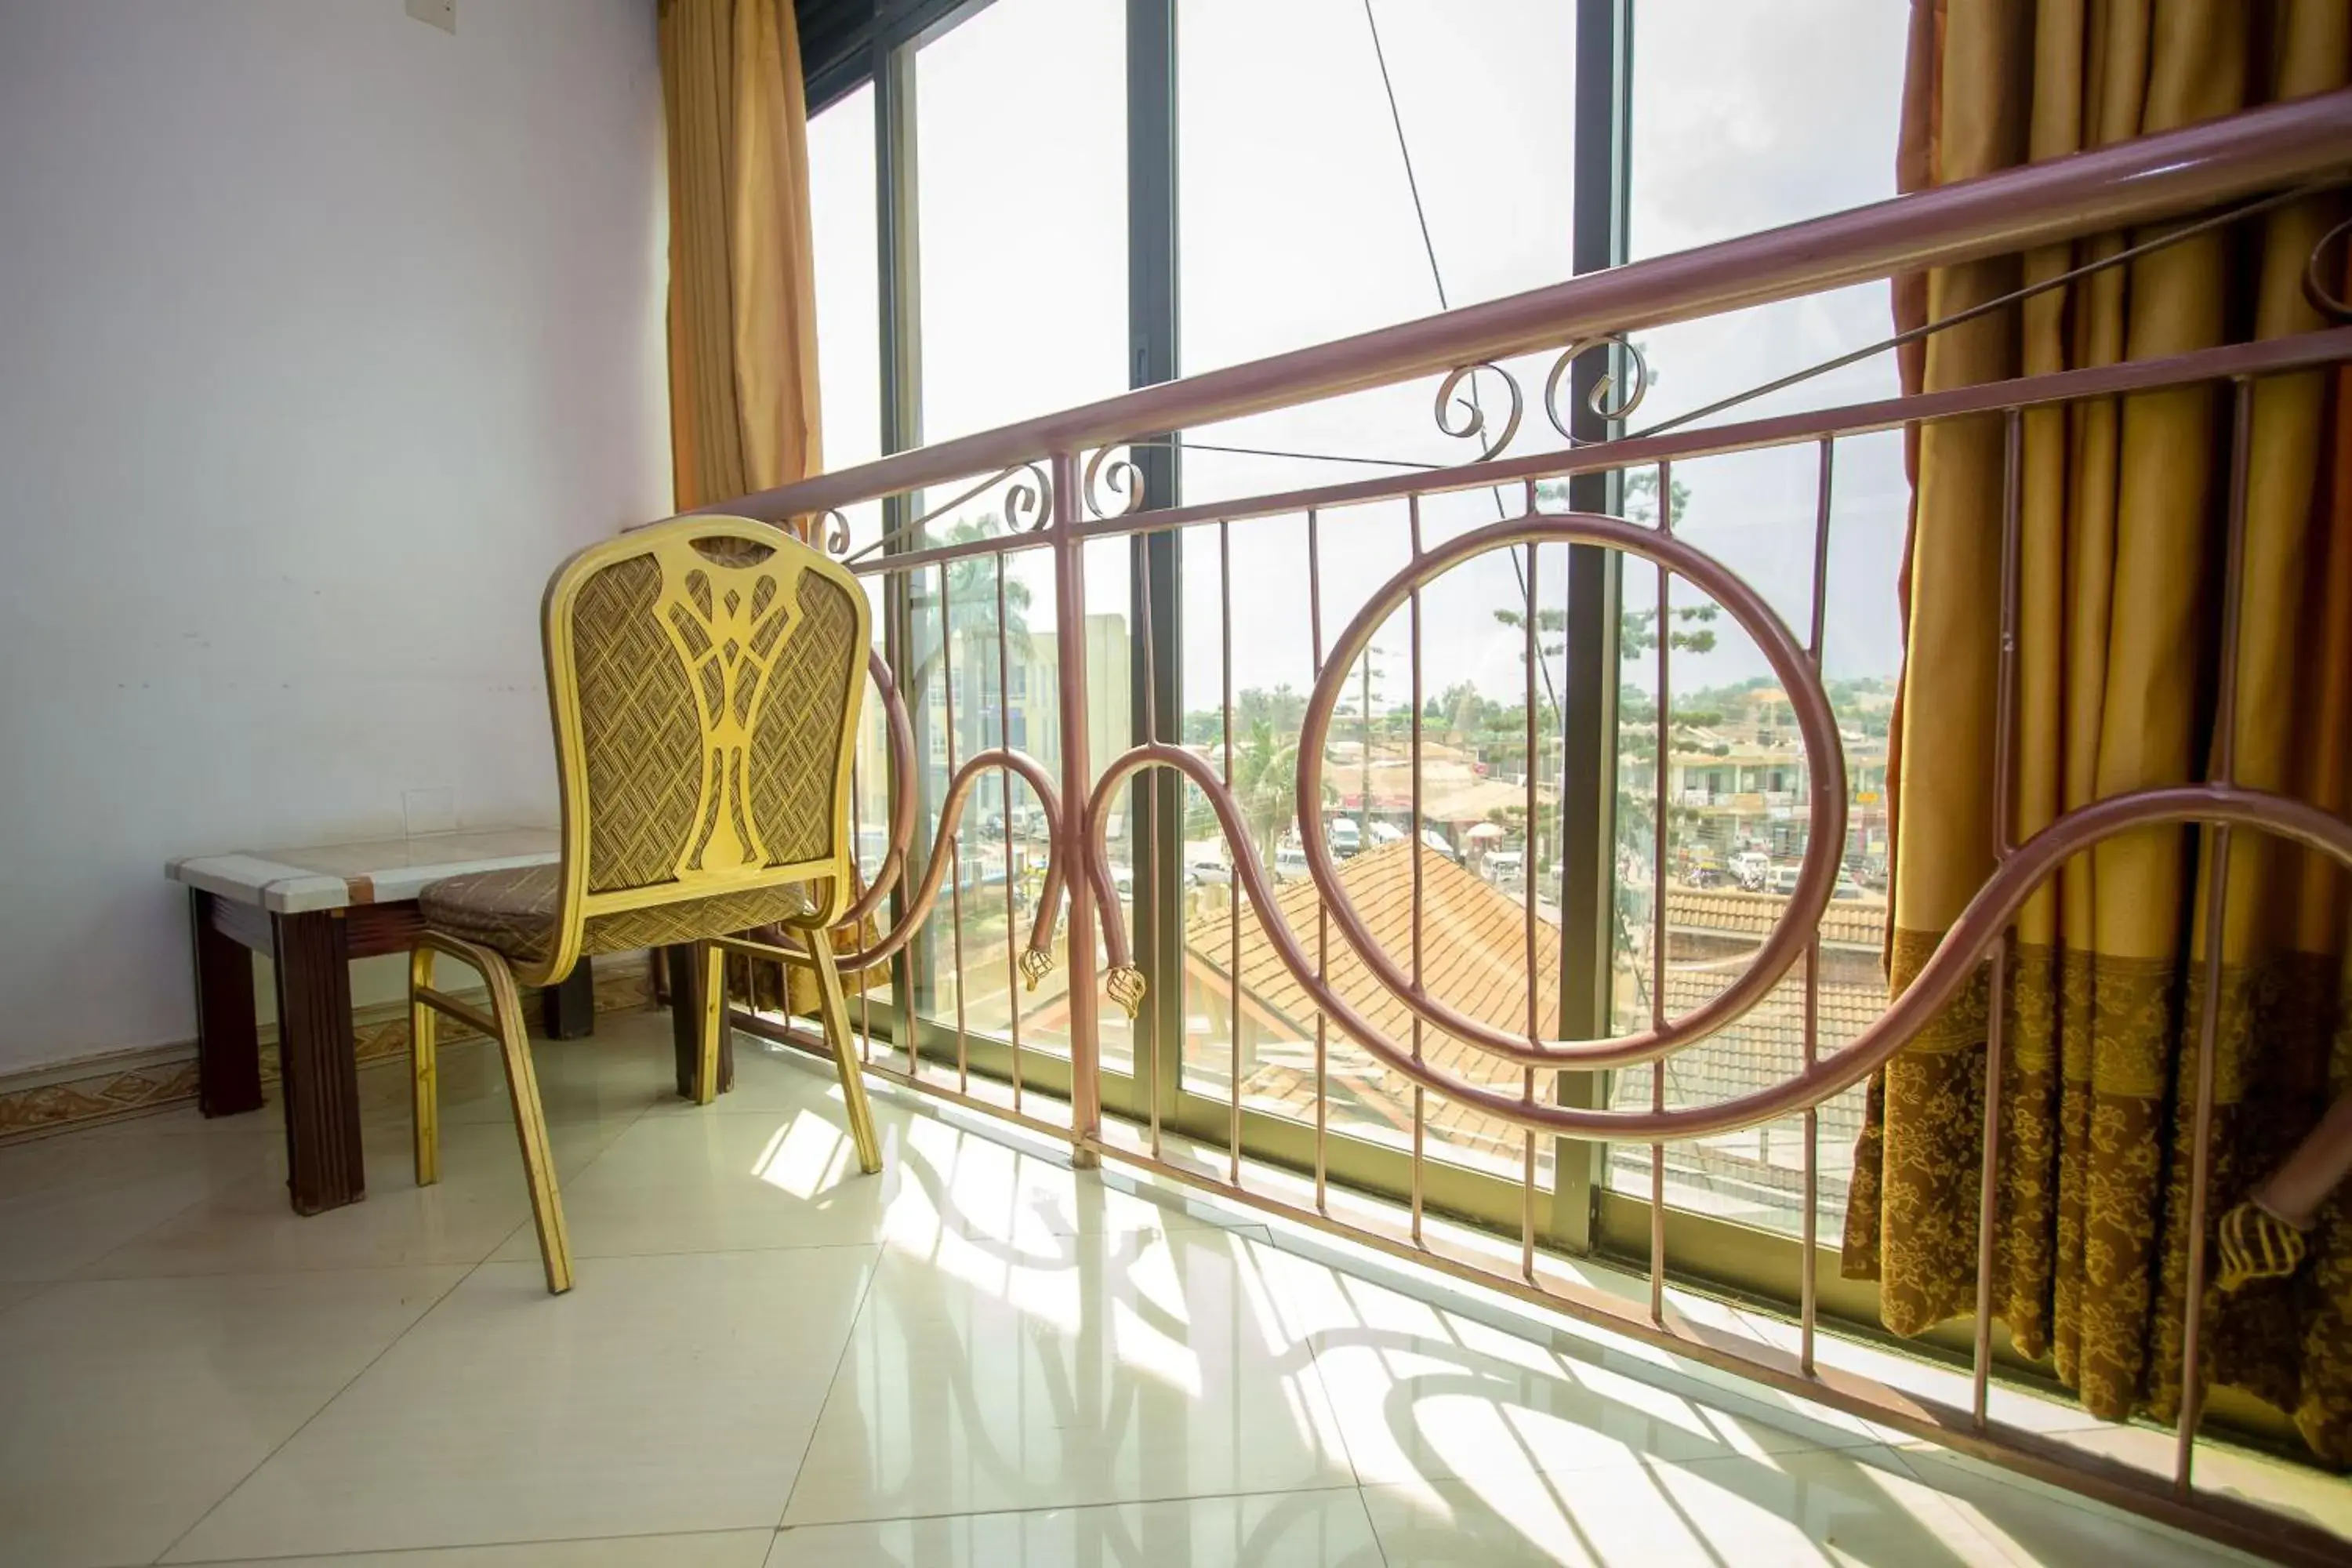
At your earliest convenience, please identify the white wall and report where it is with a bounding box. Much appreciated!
[0,0,671,1072]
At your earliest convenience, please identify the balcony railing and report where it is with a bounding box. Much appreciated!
[698,89,2352,1566]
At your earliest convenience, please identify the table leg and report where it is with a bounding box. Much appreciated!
[191,890,263,1116]
[540,956,596,1040]
[663,942,733,1099]
[271,909,365,1214]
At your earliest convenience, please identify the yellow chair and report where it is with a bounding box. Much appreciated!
[407,517,884,1294]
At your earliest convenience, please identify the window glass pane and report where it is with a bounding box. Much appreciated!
[1606,0,1909,1240]
[913,0,1127,445]
[1175,0,1574,1183]
[808,85,895,1019]
[906,0,1131,1072]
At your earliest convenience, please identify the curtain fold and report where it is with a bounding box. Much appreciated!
[659,0,823,512]
[1844,0,2352,1460]
[662,0,869,1011]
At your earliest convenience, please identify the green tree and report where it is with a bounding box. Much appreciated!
[1232,720,1300,871]
[1236,684,1306,734]
[1229,718,1338,871]
[1425,680,1494,735]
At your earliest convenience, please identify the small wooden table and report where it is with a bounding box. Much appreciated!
[168,829,594,1214]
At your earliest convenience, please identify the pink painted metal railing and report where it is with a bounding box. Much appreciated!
[706,89,2352,1565]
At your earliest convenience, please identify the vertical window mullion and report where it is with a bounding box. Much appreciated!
[1551,0,1635,1254]
[1127,0,1183,1121]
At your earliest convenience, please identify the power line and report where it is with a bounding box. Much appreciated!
[1360,0,1560,720]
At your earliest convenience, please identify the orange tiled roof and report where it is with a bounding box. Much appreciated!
[1667,887,1886,950]
[1185,841,1560,1057]
[1183,845,1885,1167]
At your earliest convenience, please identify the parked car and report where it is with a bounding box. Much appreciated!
[1188,858,1231,885]
[1488,848,1525,884]
[1770,862,1802,896]
[1328,817,1363,858]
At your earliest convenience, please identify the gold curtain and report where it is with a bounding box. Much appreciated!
[1843,0,2352,1459]
[661,0,876,1009]
[659,0,823,511]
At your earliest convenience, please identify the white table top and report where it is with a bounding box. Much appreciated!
[168,828,559,913]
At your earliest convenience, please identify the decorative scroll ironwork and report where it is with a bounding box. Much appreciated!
[2307,213,2352,321]
[842,462,1057,568]
[1432,361,1523,461]
[821,509,852,557]
[1082,445,1145,519]
[1543,335,1649,439]
[1004,460,1054,531]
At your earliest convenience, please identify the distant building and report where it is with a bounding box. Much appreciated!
[891,612,1133,822]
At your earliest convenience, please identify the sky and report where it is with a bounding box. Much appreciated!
[803,0,1915,720]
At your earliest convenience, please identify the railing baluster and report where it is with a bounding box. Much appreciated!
[1308,507,1328,1211]
[1051,449,1101,1166]
[1523,532,1540,1281]
[1137,532,1161,1161]
[1802,435,1834,1376]
[942,561,967,1093]
[998,551,1022,1115]
[2176,376,2255,1495]
[1410,494,1427,1245]
[1651,460,1673,1323]
[1973,411,2024,1427]
[1222,519,1241,1185]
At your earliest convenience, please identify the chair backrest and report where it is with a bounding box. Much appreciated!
[539,516,868,967]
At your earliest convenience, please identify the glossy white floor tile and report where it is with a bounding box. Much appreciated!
[167,1248,878,1561]
[0,1015,2324,1567]
[1361,1446,2016,1566]
[177,1530,776,1568]
[82,1115,633,1279]
[0,1126,278,1281]
[766,1490,1385,1566]
[494,1054,1234,1265]
[0,1266,466,1568]
[1893,1444,2272,1566]
[1260,1254,1870,1488]
[782,1225,1356,1526]
[362,1015,684,1131]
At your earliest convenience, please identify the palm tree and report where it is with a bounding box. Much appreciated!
[1229,719,1339,873]
[904,514,1033,764]
[1231,720,1298,872]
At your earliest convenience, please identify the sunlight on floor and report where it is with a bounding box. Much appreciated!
[0,1011,2319,1566]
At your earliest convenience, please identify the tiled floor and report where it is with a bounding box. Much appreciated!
[0,1009,2323,1565]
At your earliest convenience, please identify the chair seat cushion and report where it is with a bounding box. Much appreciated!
[419,864,814,965]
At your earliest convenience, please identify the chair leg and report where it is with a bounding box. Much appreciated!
[808,938,882,1174]
[695,940,726,1106]
[408,946,439,1187]
[478,949,574,1295]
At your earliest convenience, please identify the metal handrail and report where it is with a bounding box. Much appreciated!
[700,87,2352,522]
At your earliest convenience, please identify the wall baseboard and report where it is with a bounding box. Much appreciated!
[0,953,655,1145]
